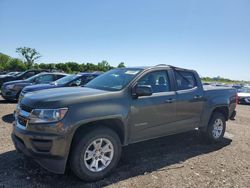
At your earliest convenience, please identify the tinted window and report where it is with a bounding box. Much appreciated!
[55,75,79,85]
[23,72,35,79]
[55,74,66,80]
[83,75,96,85]
[137,71,170,93]
[35,74,54,83]
[175,71,197,90]
[69,78,82,86]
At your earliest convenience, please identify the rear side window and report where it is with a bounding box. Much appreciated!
[55,74,65,80]
[23,71,35,79]
[36,74,54,83]
[83,75,96,85]
[174,71,197,90]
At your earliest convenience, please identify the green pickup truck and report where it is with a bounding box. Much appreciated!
[12,65,237,181]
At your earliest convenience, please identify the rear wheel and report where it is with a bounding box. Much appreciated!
[70,127,121,181]
[203,112,226,144]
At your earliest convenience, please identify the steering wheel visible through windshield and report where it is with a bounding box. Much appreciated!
[85,68,142,91]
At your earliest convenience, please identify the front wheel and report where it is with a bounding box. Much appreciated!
[70,127,121,181]
[203,112,226,144]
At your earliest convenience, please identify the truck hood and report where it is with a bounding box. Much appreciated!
[21,87,110,108]
[22,83,59,94]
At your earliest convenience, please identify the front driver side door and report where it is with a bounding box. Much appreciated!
[130,70,177,142]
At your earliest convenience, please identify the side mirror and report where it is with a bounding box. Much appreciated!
[133,85,153,97]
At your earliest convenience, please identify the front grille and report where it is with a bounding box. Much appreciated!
[18,115,28,127]
[20,104,33,113]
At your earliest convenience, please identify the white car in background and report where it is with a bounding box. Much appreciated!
[237,87,250,104]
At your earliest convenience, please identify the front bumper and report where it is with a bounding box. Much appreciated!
[12,121,70,174]
[1,87,18,100]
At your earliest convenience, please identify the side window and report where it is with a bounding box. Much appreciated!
[23,72,35,79]
[70,78,81,86]
[55,74,65,80]
[83,75,96,85]
[137,71,170,93]
[36,75,54,83]
[174,71,197,90]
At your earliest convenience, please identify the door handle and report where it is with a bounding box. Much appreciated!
[194,95,202,99]
[165,98,176,103]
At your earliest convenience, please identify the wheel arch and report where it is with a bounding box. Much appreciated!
[70,118,127,147]
[211,106,229,121]
[199,105,229,132]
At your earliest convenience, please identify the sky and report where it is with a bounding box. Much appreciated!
[0,0,250,81]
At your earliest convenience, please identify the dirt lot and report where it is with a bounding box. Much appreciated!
[0,96,249,188]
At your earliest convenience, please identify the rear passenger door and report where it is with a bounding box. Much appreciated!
[174,70,204,129]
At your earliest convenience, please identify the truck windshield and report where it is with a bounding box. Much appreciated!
[85,68,142,91]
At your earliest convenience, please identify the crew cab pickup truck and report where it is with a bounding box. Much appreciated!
[12,65,237,181]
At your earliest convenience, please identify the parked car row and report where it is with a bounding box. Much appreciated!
[0,69,102,101]
[1,72,67,101]
[19,72,102,101]
[0,71,20,77]
[237,87,250,104]
[0,69,47,88]
[11,65,237,181]
[202,82,250,105]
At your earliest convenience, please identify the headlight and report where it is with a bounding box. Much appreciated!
[6,84,15,90]
[29,108,68,123]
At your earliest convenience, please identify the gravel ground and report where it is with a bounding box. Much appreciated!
[0,96,249,188]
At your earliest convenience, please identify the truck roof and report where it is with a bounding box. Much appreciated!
[126,64,195,72]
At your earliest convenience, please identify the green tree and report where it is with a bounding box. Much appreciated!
[6,58,26,71]
[83,63,97,72]
[117,62,125,68]
[65,62,80,73]
[16,47,41,69]
[0,53,11,70]
[38,63,56,70]
[97,60,113,72]
[33,63,40,69]
[55,63,71,73]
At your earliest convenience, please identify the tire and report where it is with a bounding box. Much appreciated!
[70,127,121,182]
[203,112,226,144]
[16,91,21,100]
